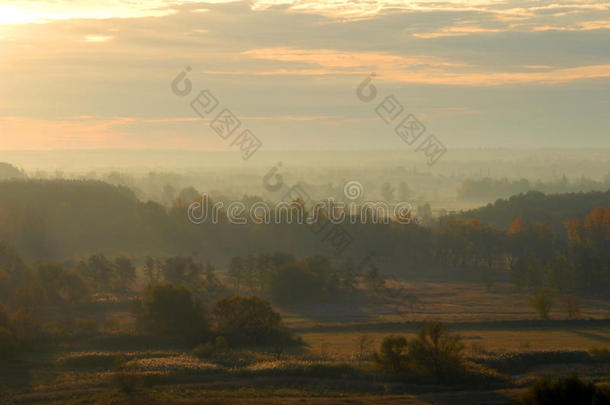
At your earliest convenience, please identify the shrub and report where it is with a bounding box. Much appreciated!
[212,296,293,347]
[521,375,610,405]
[372,335,408,373]
[563,296,581,319]
[268,264,321,305]
[373,322,465,381]
[528,290,555,320]
[141,283,207,339]
[408,321,465,380]
[215,336,229,352]
[192,342,215,359]
[192,337,229,359]
[111,371,144,395]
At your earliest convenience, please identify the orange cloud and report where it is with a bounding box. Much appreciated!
[243,48,464,68]
[239,47,610,86]
[0,116,218,150]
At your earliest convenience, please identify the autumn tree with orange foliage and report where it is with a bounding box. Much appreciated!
[563,207,610,290]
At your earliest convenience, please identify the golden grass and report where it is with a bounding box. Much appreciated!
[299,328,610,359]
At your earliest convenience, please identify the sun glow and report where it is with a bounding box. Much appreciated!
[0,5,37,25]
[0,1,192,26]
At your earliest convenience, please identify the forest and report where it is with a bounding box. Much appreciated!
[1,173,609,404]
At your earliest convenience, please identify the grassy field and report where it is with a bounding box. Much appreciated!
[280,281,610,328]
[2,280,609,404]
[300,328,610,359]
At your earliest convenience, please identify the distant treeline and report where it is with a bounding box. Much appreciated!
[458,176,610,202]
[0,179,609,292]
[454,189,610,229]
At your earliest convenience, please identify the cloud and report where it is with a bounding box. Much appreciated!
[237,47,610,86]
[413,26,505,39]
[1,0,609,149]
[243,47,463,68]
[0,116,219,150]
[82,35,113,42]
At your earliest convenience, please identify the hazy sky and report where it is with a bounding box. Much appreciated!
[1,0,609,152]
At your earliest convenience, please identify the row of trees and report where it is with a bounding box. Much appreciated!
[372,322,465,382]
[506,207,610,292]
[136,283,295,347]
[1,180,609,295]
[226,252,391,306]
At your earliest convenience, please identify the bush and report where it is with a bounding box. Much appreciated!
[521,375,610,405]
[268,264,322,305]
[408,321,465,380]
[212,296,293,347]
[141,283,207,339]
[192,337,229,359]
[192,342,215,359]
[563,295,581,319]
[372,335,408,373]
[373,322,465,381]
[111,371,144,395]
[528,290,555,319]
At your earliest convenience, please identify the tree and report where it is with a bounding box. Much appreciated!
[381,182,395,202]
[60,272,90,303]
[338,259,358,290]
[372,335,408,373]
[397,181,412,201]
[528,289,555,320]
[418,203,432,223]
[268,263,320,305]
[407,322,464,380]
[227,256,244,291]
[364,265,385,292]
[143,257,161,284]
[85,254,115,290]
[35,263,65,303]
[510,256,544,291]
[161,256,203,288]
[141,283,206,338]
[546,256,573,292]
[202,263,223,292]
[0,162,26,180]
[10,283,47,312]
[178,186,200,204]
[521,375,610,405]
[114,257,136,290]
[563,295,581,319]
[243,254,257,291]
[356,334,374,365]
[212,296,291,346]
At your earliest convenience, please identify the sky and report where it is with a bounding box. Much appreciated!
[1,0,609,151]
